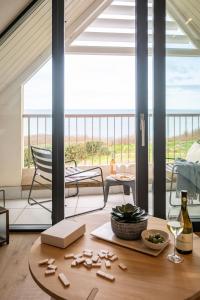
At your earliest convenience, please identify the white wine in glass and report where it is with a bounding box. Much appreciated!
[167,215,184,264]
[167,221,183,237]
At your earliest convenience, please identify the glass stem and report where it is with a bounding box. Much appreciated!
[174,235,176,256]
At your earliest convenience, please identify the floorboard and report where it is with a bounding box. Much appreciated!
[0,233,49,300]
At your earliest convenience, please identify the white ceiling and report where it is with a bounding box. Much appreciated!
[69,0,198,55]
[0,0,32,34]
[0,0,110,92]
[1,0,200,93]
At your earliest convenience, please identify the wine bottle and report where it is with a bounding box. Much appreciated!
[176,190,193,254]
[110,154,116,175]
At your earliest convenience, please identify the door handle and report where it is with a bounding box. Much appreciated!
[140,113,145,147]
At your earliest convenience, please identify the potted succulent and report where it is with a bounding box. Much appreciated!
[111,203,148,240]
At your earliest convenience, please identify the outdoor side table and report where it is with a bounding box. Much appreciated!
[0,207,9,245]
[105,175,136,204]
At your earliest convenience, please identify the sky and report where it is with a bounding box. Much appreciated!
[24,54,200,112]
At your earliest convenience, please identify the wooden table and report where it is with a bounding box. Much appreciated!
[29,213,200,300]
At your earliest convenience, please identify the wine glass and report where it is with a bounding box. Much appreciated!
[116,162,121,174]
[125,162,130,174]
[167,209,184,264]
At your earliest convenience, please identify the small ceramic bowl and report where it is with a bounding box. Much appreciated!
[141,229,169,250]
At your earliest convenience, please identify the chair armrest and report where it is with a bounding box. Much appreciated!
[65,159,77,167]
[65,166,103,177]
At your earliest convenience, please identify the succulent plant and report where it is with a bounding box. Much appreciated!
[111,203,148,223]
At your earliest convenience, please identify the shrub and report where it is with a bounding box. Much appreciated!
[24,141,110,167]
[24,148,33,167]
[85,141,110,156]
[65,144,87,161]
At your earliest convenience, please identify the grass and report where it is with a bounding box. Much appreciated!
[24,137,197,167]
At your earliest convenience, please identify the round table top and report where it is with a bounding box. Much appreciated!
[106,174,135,182]
[29,213,200,300]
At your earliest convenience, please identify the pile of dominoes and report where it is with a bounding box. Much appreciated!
[38,248,127,287]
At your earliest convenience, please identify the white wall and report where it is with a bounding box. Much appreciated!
[0,82,22,186]
[0,48,51,188]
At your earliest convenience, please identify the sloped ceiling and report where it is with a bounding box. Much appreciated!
[0,0,51,93]
[167,0,200,49]
[1,0,200,93]
[0,0,111,93]
[0,0,32,34]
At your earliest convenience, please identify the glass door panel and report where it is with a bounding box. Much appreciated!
[166,0,200,229]
[64,0,149,216]
[65,5,138,213]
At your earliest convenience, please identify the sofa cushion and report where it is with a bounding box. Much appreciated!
[186,141,200,162]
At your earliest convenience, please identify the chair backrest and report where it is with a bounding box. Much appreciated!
[31,146,52,175]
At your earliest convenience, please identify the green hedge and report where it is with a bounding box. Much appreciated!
[24,138,196,168]
[24,141,110,167]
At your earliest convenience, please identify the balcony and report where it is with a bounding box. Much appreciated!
[4,111,198,227]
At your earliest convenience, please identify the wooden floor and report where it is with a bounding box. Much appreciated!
[0,233,49,300]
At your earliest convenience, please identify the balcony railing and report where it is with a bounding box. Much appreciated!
[23,113,200,168]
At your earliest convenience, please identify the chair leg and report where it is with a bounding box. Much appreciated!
[169,171,175,206]
[104,183,110,204]
[28,197,52,213]
[75,183,79,197]
[28,173,52,212]
[101,173,107,208]
[28,172,36,206]
[65,170,107,219]
[65,182,79,198]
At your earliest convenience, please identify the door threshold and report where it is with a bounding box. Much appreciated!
[9,224,51,232]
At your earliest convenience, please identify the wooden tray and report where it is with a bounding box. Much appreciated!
[91,222,169,256]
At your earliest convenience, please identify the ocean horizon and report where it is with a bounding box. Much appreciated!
[24,108,200,115]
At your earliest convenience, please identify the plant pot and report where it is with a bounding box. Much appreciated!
[111,216,148,240]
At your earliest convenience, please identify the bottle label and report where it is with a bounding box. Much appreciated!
[176,233,193,251]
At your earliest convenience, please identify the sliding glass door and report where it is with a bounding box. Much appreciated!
[51,0,174,224]
[52,0,166,223]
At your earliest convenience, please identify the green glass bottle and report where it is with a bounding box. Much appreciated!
[176,190,193,254]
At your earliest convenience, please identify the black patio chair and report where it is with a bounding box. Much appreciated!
[166,157,200,206]
[166,158,179,206]
[28,146,106,216]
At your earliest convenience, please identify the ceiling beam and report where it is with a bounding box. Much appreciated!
[65,0,113,45]
[66,45,200,57]
[75,31,190,44]
[90,18,178,30]
[112,0,153,6]
[102,4,152,16]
